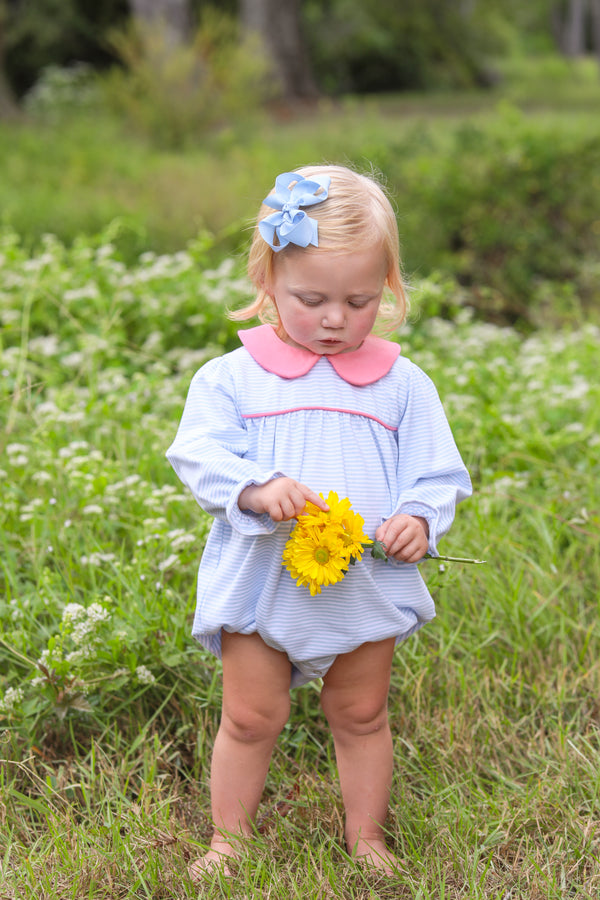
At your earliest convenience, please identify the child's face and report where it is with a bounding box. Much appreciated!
[269,248,387,355]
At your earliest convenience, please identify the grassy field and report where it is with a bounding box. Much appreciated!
[1,225,599,897]
[1,65,600,897]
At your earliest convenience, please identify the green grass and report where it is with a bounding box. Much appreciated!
[1,227,599,896]
[1,57,600,896]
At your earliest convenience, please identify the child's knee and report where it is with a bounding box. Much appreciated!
[221,694,290,744]
[321,689,388,738]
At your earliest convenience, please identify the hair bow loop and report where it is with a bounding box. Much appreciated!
[258,172,331,252]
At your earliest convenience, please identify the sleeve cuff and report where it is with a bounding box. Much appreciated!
[226,471,285,535]
[395,501,441,556]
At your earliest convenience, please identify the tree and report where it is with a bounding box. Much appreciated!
[592,0,600,64]
[550,0,600,62]
[3,0,130,96]
[239,0,317,100]
[553,0,588,55]
[0,1,18,116]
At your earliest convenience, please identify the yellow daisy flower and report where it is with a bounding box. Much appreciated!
[283,492,374,594]
[298,491,372,559]
[300,490,351,527]
[283,523,349,596]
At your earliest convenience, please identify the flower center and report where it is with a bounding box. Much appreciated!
[314,547,330,565]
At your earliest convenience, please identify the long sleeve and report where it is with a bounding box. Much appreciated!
[392,365,472,555]
[166,357,283,534]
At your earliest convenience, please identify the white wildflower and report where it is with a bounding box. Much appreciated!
[10,603,24,622]
[158,554,179,572]
[71,621,93,645]
[87,603,110,624]
[95,244,116,260]
[135,665,156,685]
[66,646,95,663]
[143,517,167,528]
[9,454,28,467]
[82,504,104,516]
[29,335,60,357]
[32,472,53,484]
[2,687,24,710]
[56,410,85,424]
[35,400,59,417]
[62,603,87,624]
[61,351,85,369]
[78,552,117,567]
[38,649,54,667]
[63,284,100,302]
[170,533,196,550]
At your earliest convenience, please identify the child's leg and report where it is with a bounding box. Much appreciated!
[193,631,292,875]
[320,638,398,874]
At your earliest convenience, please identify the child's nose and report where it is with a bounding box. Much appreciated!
[322,305,345,327]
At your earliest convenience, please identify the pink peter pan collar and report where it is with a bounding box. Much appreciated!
[239,325,400,386]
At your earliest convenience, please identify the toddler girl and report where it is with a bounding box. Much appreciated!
[166,165,472,878]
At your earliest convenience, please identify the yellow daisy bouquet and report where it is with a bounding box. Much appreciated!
[282,491,380,596]
[282,490,484,596]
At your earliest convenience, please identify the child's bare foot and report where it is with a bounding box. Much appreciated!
[188,839,238,882]
[350,838,404,877]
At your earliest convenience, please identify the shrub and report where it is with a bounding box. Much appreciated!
[99,11,274,148]
[353,109,600,326]
[23,63,102,120]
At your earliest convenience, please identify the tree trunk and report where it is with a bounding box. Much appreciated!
[129,0,190,45]
[0,1,18,118]
[240,0,317,101]
[590,0,600,67]
[553,0,588,56]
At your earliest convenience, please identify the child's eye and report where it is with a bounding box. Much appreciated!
[348,300,369,309]
[299,297,322,307]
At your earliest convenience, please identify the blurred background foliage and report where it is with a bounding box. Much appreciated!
[3,0,599,98]
[0,0,599,329]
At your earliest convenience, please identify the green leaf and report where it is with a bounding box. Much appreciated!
[370,540,389,562]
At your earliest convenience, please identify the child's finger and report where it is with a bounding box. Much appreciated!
[298,485,329,511]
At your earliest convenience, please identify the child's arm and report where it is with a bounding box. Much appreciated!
[391,364,472,557]
[166,359,329,533]
[239,477,329,522]
[166,360,291,532]
[375,514,429,563]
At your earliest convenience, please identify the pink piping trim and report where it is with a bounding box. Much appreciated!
[242,405,398,432]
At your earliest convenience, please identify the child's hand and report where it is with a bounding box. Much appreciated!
[375,515,429,563]
[238,478,329,522]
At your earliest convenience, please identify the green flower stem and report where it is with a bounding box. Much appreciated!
[367,540,485,565]
[425,553,486,565]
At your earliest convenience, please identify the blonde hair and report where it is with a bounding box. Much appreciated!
[230,164,407,333]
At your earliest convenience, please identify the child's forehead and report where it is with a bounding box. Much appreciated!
[274,245,389,285]
[275,242,388,269]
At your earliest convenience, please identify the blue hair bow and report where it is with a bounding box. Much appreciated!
[258,172,331,252]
